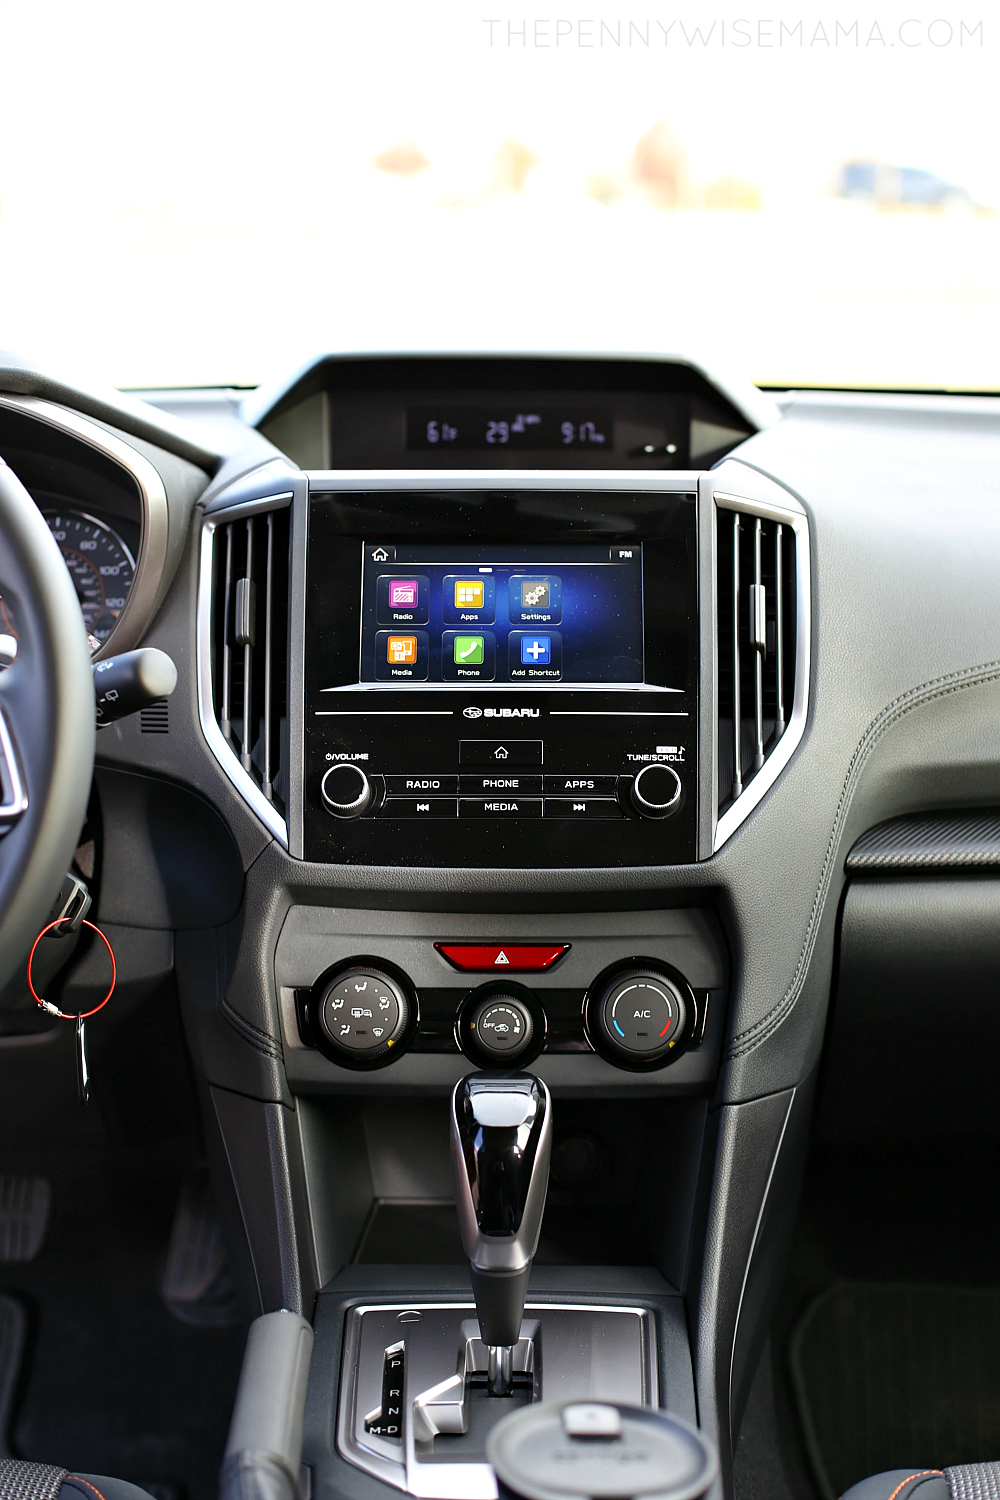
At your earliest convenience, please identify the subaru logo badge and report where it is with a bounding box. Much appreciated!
[463,706,483,719]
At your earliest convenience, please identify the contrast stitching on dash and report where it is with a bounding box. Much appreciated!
[67,1480,110,1500]
[729,658,1000,1059]
[884,1473,942,1500]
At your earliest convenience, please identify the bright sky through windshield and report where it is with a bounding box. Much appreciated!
[0,0,997,390]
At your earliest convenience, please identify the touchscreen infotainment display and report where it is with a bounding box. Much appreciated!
[359,542,644,686]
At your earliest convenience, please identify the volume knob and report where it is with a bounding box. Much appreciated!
[630,763,682,819]
[321,763,374,819]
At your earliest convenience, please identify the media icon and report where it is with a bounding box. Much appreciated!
[387,635,417,665]
[375,629,429,680]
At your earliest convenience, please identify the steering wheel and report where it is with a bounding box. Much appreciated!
[0,457,95,995]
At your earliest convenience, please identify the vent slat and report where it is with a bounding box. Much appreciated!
[716,503,796,817]
[210,503,290,822]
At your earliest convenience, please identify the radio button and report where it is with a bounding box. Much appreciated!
[382,797,458,818]
[460,774,543,794]
[384,775,458,794]
[459,798,543,818]
[459,740,543,766]
[544,798,624,819]
[544,775,618,795]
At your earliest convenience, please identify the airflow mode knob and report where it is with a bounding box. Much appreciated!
[630,764,682,819]
[314,962,413,1065]
[321,763,374,819]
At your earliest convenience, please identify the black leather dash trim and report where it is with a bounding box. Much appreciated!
[729,657,1000,1059]
[846,811,1000,872]
[221,998,283,1060]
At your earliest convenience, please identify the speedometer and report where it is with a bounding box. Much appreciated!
[44,510,136,651]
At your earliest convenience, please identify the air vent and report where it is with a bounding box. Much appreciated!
[139,699,169,734]
[208,504,291,829]
[715,500,800,823]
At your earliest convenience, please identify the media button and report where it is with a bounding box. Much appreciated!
[544,798,624,819]
[382,797,458,818]
[375,630,429,681]
[460,798,543,819]
[544,774,619,795]
[459,740,544,766]
[384,775,458,795]
[460,774,543,794]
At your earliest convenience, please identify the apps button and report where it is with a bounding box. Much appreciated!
[509,574,562,625]
[375,629,429,680]
[376,574,429,625]
[509,631,562,681]
[442,630,496,681]
[442,573,496,625]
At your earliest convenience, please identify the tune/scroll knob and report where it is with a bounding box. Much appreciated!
[630,763,682,819]
[321,763,374,819]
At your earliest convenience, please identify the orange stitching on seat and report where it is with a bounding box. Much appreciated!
[882,1473,943,1500]
[67,1478,109,1500]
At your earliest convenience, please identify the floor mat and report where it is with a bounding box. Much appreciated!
[790,1282,1000,1500]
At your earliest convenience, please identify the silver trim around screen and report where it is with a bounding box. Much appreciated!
[196,499,292,847]
[0,395,169,661]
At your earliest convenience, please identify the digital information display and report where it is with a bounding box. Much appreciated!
[407,408,614,452]
[359,543,643,686]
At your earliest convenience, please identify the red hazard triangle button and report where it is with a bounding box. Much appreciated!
[434,943,570,972]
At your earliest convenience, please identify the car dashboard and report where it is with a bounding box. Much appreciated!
[2,347,999,1500]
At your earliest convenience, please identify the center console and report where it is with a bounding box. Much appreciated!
[302,483,698,867]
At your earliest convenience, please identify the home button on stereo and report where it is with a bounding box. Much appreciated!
[321,763,374,819]
[630,764,682,819]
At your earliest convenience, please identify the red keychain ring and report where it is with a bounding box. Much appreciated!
[27,919,117,1019]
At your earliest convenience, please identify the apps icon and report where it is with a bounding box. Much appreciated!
[454,579,485,610]
[387,635,417,665]
[389,579,419,608]
[454,634,485,665]
[520,635,551,665]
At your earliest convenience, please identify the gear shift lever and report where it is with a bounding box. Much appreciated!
[450,1072,552,1396]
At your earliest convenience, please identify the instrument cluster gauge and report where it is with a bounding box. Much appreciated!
[44,510,137,652]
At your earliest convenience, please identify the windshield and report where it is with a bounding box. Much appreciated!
[0,0,996,391]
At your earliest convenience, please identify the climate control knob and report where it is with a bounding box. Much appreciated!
[590,966,690,1068]
[630,763,682,819]
[321,763,374,819]
[315,964,411,1062]
[457,982,544,1067]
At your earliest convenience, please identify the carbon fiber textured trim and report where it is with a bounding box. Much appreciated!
[0,1462,67,1500]
[846,812,1000,873]
[947,1462,1000,1500]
